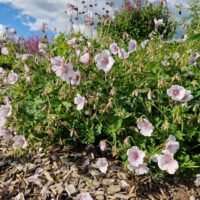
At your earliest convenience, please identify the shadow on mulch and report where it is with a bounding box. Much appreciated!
[0,144,199,200]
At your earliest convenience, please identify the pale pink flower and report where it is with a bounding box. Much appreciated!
[167,85,193,102]
[87,41,92,48]
[120,180,130,189]
[141,40,149,48]
[0,24,6,40]
[173,52,180,60]
[76,49,81,56]
[95,50,114,73]
[68,70,80,85]
[96,157,108,173]
[67,38,76,47]
[167,85,185,101]
[38,42,46,53]
[164,135,179,155]
[110,43,119,55]
[154,18,164,27]
[7,71,18,84]
[127,146,145,167]
[66,3,78,15]
[181,90,193,103]
[41,187,51,198]
[161,60,170,67]
[99,140,107,151]
[134,163,149,175]
[12,135,27,149]
[80,53,90,64]
[157,152,179,174]
[0,67,5,74]
[26,76,31,84]
[128,39,137,53]
[128,163,149,175]
[35,167,44,174]
[51,56,64,67]
[1,47,9,55]
[84,10,93,24]
[41,22,47,33]
[51,57,74,82]
[137,118,154,137]
[77,192,93,200]
[0,129,13,141]
[118,48,129,59]
[74,94,86,110]
[21,54,30,61]
[194,174,200,187]
[24,65,30,73]
[26,174,42,186]
[150,154,159,163]
[8,28,16,35]
[0,103,12,118]
[0,117,7,128]
[14,193,24,200]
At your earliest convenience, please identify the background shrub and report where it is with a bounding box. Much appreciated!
[98,3,176,41]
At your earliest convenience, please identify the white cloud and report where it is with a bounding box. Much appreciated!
[0,0,188,37]
[0,0,123,35]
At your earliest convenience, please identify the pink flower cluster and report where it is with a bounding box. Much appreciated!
[167,85,193,102]
[109,39,137,60]
[127,146,149,175]
[51,56,80,85]
[152,135,179,174]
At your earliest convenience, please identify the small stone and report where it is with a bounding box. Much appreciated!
[117,172,127,180]
[50,155,59,161]
[95,191,104,195]
[65,184,77,196]
[60,156,70,164]
[0,161,6,167]
[92,180,100,187]
[44,171,54,182]
[78,183,86,190]
[107,185,121,194]
[102,179,115,185]
[114,193,129,199]
[89,169,101,177]
[96,195,105,200]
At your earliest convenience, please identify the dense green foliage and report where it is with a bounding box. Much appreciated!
[0,0,199,175]
[98,4,176,41]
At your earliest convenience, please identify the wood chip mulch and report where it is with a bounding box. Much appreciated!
[0,140,199,200]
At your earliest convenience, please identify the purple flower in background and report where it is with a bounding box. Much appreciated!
[25,35,43,54]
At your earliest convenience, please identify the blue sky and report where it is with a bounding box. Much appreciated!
[0,0,189,39]
[0,3,42,38]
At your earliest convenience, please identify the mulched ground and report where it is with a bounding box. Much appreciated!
[0,140,199,200]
